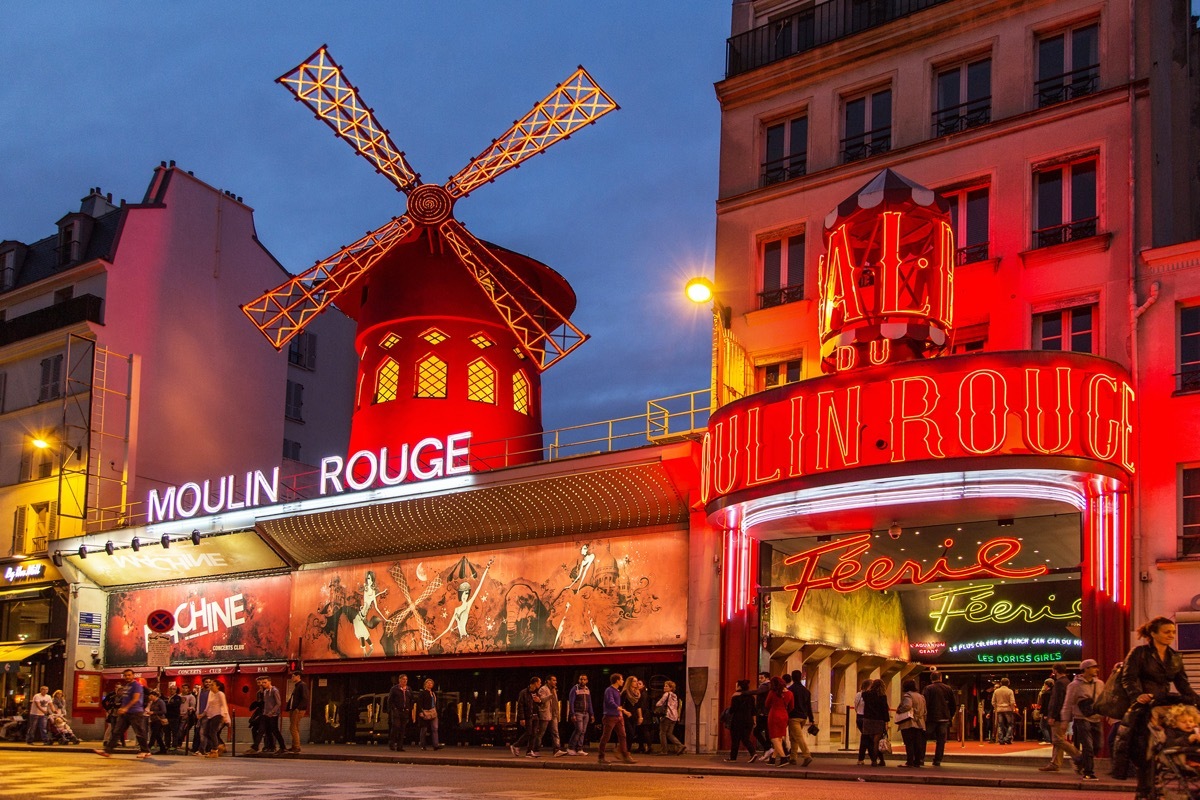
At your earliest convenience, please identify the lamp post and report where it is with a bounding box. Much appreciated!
[685,277,740,410]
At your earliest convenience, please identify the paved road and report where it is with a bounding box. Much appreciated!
[0,749,1117,800]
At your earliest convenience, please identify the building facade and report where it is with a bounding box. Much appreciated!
[709,0,1200,745]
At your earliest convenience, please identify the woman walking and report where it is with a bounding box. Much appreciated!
[621,677,645,753]
[655,680,684,755]
[417,678,442,750]
[896,679,926,767]
[763,676,793,767]
[724,680,759,762]
[1120,616,1197,799]
[861,679,891,767]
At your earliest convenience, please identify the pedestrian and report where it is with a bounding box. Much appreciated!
[597,672,634,764]
[247,677,266,753]
[654,679,684,755]
[922,671,955,767]
[993,677,1016,744]
[1037,663,1081,771]
[723,679,759,763]
[416,677,441,750]
[177,682,198,754]
[861,679,890,767]
[511,676,544,757]
[786,670,814,767]
[539,675,568,756]
[1033,678,1053,743]
[1062,659,1102,780]
[763,675,793,767]
[753,671,771,752]
[387,673,413,751]
[163,683,182,753]
[146,689,169,755]
[286,671,308,754]
[566,673,593,755]
[1119,616,1198,799]
[51,689,66,717]
[196,677,229,758]
[96,669,151,759]
[621,675,644,753]
[853,678,872,765]
[896,678,926,767]
[25,685,52,745]
[261,676,286,754]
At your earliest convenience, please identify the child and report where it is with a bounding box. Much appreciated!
[1158,704,1200,772]
[48,714,81,745]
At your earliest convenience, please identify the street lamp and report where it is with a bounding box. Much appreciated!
[684,277,731,328]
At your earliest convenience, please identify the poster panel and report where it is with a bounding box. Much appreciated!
[105,574,291,665]
[291,531,688,659]
[67,531,286,587]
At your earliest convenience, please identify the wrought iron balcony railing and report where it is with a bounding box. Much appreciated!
[932,98,992,137]
[1034,65,1100,108]
[956,242,990,265]
[761,153,808,186]
[1032,217,1098,249]
[1176,368,1200,393]
[0,293,103,346]
[759,283,806,309]
[726,0,954,78]
[841,129,891,163]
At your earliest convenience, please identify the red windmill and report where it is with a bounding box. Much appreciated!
[243,46,617,473]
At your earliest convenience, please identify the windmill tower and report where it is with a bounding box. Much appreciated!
[243,47,617,471]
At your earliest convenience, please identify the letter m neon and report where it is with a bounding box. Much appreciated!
[148,487,177,524]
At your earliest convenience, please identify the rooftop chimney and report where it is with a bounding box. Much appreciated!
[79,187,118,219]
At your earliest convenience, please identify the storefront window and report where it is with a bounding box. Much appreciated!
[1,597,52,641]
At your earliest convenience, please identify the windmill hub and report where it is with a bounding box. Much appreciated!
[407,184,455,225]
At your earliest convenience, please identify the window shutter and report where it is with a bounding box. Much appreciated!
[12,506,26,555]
[48,501,58,540]
[19,448,32,482]
[307,333,317,369]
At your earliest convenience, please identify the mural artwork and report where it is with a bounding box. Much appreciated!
[292,532,687,659]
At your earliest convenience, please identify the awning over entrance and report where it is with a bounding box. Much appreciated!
[306,646,686,675]
[0,640,59,670]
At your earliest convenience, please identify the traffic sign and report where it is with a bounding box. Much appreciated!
[146,609,175,634]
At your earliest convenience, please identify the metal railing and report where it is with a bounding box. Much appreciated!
[841,128,892,163]
[956,242,990,265]
[0,294,103,346]
[761,153,807,186]
[726,0,954,78]
[1034,65,1100,108]
[759,284,806,309]
[1176,368,1200,393]
[931,98,991,137]
[1032,216,1098,249]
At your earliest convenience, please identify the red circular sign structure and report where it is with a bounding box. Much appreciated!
[146,609,175,634]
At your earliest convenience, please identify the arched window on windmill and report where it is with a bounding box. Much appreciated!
[375,358,400,404]
[415,354,448,398]
[512,370,530,415]
[466,359,496,404]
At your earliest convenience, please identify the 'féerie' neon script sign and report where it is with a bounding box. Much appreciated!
[781,533,1048,612]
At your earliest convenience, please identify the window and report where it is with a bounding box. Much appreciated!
[285,380,304,421]
[0,250,14,291]
[942,185,990,264]
[469,333,493,349]
[0,594,51,640]
[952,338,986,354]
[415,355,448,398]
[19,439,55,483]
[32,501,57,550]
[380,332,400,349]
[1179,307,1200,392]
[933,58,991,136]
[375,358,400,403]
[760,234,805,308]
[57,223,75,266]
[1183,467,1200,557]
[282,439,302,461]
[420,328,448,345]
[288,332,317,370]
[1036,22,1100,108]
[762,359,802,389]
[762,115,808,185]
[1033,158,1098,248]
[842,87,891,163]
[38,354,63,402]
[1033,305,1094,353]
[466,359,496,404]
[513,371,530,415]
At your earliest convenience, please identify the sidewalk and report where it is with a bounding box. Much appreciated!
[0,739,1131,793]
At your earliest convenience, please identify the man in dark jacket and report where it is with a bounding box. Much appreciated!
[921,671,956,766]
[286,672,309,754]
[387,674,413,751]
[786,670,814,766]
[1038,664,1081,771]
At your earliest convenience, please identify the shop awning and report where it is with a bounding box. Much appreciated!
[0,640,59,670]
[0,587,51,602]
[101,662,289,679]
[303,646,686,675]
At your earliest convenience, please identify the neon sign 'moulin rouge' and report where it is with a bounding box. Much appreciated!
[781,533,1048,613]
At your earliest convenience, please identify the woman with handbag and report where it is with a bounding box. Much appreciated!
[895,679,926,767]
[861,679,891,767]
[417,678,442,750]
[654,680,684,755]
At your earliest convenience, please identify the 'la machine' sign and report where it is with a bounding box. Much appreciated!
[148,431,472,523]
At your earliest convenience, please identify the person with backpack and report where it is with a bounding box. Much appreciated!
[654,680,684,755]
[1038,664,1081,771]
[510,675,544,758]
[1062,659,1102,780]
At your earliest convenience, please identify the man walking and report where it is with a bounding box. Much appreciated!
[286,671,309,753]
[511,676,545,758]
[387,674,413,751]
[993,677,1017,745]
[96,669,151,759]
[567,674,594,755]
[597,673,634,764]
[538,675,568,756]
[1062,659,1102,780]
[922,671,956,766]
[787,670,814,766]
[26,686,52,745]
[163,683,182,753]
[261,676,286,754]
[1038,664,1082,772]
[247,677,267,753]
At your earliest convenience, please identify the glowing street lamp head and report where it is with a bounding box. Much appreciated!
[685,277,715,304]
[32,438,50,450]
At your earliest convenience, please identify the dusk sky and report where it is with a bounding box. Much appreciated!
[1,3,728,433]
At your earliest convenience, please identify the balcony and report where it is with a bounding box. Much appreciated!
[841,128,891,163]
[761,153,808,186]
[759,283,806,309]
[726,0,954,78]
[956,242,990,265]
[0,294,103,346]
[932,97,992,137]
[1032,217,1098,250]
[1034,65,1100,108]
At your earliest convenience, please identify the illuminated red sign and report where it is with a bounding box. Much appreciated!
[781,533,1048,612]
[702,351,1134,506]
